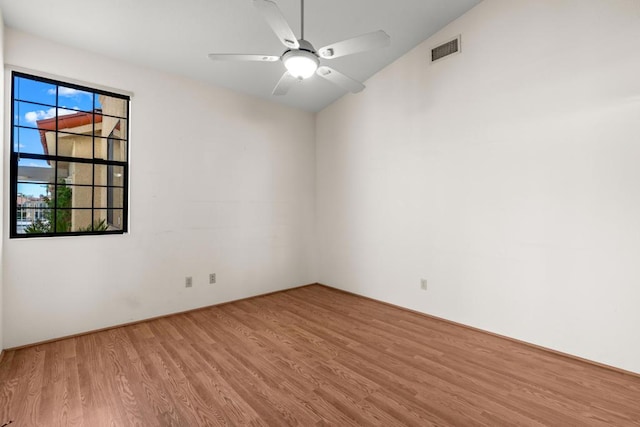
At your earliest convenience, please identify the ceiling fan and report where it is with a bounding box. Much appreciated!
[208,0,391,96]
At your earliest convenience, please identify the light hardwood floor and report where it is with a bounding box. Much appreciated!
[1,284,639,426]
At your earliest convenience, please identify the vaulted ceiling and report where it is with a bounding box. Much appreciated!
[0,0,481,112]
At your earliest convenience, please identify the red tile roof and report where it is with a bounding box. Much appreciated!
[37,111,103,155]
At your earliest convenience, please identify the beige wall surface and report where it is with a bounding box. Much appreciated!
[3,28,317,348]
[316,0,640,374]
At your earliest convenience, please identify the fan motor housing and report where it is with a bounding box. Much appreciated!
[282,40,320,79]
[295,39,316,54]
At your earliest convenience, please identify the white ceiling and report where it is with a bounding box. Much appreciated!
[0,0,481,112]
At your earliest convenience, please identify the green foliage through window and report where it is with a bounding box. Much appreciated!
[24,182,72,234]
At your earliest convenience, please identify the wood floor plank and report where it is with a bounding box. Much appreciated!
[1,284,640,426]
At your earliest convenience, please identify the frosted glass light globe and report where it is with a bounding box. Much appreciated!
[283,50,319,79]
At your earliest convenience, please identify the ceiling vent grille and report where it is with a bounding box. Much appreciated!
[431,35,461,63]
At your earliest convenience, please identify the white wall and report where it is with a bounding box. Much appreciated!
[317,0,640,374]
[0,9,5,352]
[3,29,317,348]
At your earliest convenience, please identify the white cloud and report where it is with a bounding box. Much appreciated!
[24,107,79,124]
[24,110,48,123]
[60,106,80,115]
[47,87,90,97]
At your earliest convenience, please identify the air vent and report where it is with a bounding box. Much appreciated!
[431,35,461,63]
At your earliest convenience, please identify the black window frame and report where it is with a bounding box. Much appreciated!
[9,71,130,238]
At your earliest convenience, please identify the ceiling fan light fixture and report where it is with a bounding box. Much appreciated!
[282,50,319,79]
[209,0,390,96]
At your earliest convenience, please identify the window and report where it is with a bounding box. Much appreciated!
[10,71,130,237]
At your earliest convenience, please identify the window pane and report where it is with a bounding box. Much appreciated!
[68,209,93,232]
[94,164,108,187]
[56,132,93,159]
[95,137,127,162]
[15,167,53,234]
[111,118,128,141]
[14,127,48,155]
[14,76,56,105]
[16,194,49,209]
[96,116,127,139]
[96,94,127,119]
[111,166,125,186]
[94,187,123,209]
[17,208,53,234]
[43,208,72,233]
[57,86,94,113]
[60,161,92,186]
[95,137,107,160]
[95,114,127,140]
[62,185,93,208]
[18,158,55,184]
[95,209,123,230]
[17,183,50,201]
[111,137,127,162]
[16,195,49,213]
[95,137,126,161]
[94,186,107,209]
[51,183,73,210]
[95,165,124,187]
[14,100,59,130]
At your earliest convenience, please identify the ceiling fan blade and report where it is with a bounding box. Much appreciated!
[318,30,390,59]
[272,71,300,96]
[316,66,365,93]
[253,0,300,49]
[208,54,280,62]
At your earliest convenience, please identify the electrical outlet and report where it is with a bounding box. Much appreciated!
[420,278,428,291]
[209,273,216,284]
[185,276,193,288]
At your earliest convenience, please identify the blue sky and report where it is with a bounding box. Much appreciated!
[14,75,98,197]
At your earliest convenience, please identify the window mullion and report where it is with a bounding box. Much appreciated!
[53,85,59,234]
[91,95,96,231]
